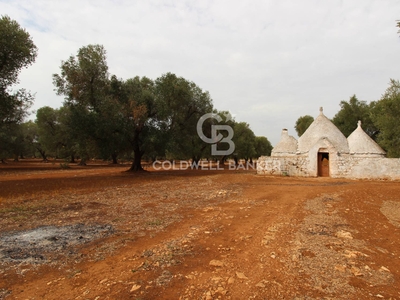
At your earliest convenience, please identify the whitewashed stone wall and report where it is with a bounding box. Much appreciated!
[257,155,400,180]
[337,156,400,179]
[257,156,309,177]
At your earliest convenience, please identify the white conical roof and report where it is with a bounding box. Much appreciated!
[347,121,386,156]
[271,129,297,156]
[297,107,349,153]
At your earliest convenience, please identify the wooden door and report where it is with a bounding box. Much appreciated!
[318,153,330,177]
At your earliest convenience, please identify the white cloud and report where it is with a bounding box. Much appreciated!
[2,0,400,144]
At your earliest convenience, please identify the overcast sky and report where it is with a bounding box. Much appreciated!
[2,0,400,145]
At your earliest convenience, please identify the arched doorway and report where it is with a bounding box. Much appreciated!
[318,152,330,177]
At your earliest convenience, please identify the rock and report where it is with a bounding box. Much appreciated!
[130,284,141,292]
[209,260,224,267]
[256,281,266,288]
[379,266,390,273]
[334,265,346,273]
[235,272,248,280]
[227,277,235,284]
[216,286,227,295]
[335,230,353,239]
[343,250,358,258]
[375,247,389,254]
[351,266,363,276]
[205,290,213,300]
[211,277,223,282]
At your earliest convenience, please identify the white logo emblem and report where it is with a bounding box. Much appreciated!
[196,113,235,156]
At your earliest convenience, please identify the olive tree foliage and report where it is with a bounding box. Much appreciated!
[50,44,276,169]
[21,120,46,159]
[53,45,110,164]
[35,106,77,161]
[0,15,37,161]
[332,95,377,139]
[294,115,314,137]
[108,75,158,171]
[154,73,213,165]
[370,79,400,157]
[232,122,256,163]
[0,122,25,160]
[210,110,236,165]
[35,106,60,159]
[0,15,37,89]
[52,45,217,170]
[255,136,272,157]
[101,73,214,170]
[53,44,108,108]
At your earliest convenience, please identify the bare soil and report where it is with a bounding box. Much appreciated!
[1,159,400,300]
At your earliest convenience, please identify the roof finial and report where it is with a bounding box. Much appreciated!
[357,120,362,128]
[319,107,323,115]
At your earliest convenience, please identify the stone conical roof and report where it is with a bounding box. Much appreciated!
[347,121,386,156]
[271,129,297,156]
[297,107,349,153]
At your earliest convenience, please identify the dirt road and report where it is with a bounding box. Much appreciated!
[0,161,399,299]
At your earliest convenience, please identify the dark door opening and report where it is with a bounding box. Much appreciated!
[318,152,330,177]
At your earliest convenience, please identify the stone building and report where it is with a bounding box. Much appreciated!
[257,108,400,179]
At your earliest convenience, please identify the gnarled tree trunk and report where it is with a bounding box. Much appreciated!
[37,148,47,162]
[128,142,144,171]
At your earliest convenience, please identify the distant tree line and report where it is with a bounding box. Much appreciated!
[0,16,272,168]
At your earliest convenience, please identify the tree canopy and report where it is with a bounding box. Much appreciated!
[51,45,256,169]
[0,15,37,88]
[332,95,377,139]
[294,115,314,137]
[370,79,400,157]
[53,45,110,165]
[255,136,272,157]
[0,15,37,161]
[232,122,256,163]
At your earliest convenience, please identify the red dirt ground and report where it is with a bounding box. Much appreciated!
[1,159,400,300]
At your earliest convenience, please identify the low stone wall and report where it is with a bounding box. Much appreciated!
[338,156,400,180]
[257,156,309,177]
[257,155,400,180]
